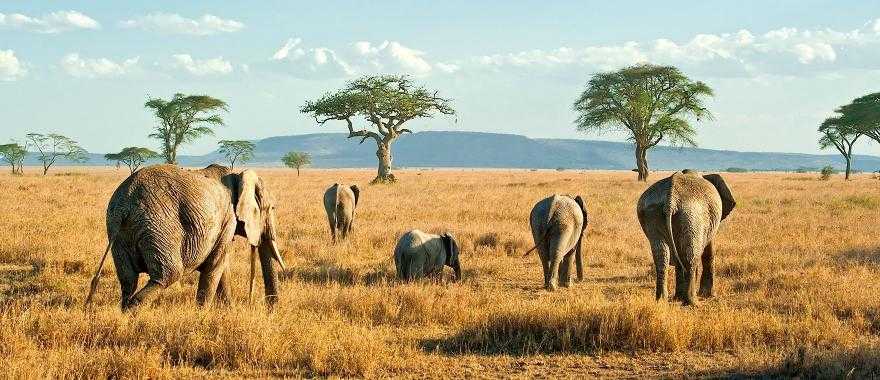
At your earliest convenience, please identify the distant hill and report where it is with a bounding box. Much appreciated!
[22,131,880,172]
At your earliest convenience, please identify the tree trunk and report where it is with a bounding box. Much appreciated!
[42,164,49,176]
[635,144,649,182]
[296,167,300,177]
[845,156,852,180]
[372,143,396,184]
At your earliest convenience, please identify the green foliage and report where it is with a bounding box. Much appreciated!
[0,142,27,174]
[217,140,255,169]
[833,92,880,143]
[573,64,713,181]
[145,93,228,164]
[104,147,159,174]
[282,151,311,176]
[819,166,835,180]
[25,133,88,175]
[725,167,749,173]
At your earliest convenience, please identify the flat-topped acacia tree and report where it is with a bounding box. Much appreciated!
[301,75,455,184]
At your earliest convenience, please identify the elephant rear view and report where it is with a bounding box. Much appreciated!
[86,164,286,310]
[394,229,461,282]
[323,183,360,243]
[637,170,736,306]
[526,194,589,291]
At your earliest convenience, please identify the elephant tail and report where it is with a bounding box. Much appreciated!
[85,231,118,306]
[522,228,551,257]
[664,207,685,269]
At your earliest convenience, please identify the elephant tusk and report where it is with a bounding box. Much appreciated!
[271,240,287,271]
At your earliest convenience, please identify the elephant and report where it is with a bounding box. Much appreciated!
[323,183,360,243]
[85,164,287,310]
[525,194,589,291]
[637,169,736,306]
[394,229,461,282]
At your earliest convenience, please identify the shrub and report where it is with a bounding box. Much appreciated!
[725,167,749,173]
[819,166,835,180]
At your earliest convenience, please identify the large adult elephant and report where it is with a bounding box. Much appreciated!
[526,194,589,291]
[323,183,360,243]
[86,164,286,310]
[394,229,461,282]
[637,170,736,306]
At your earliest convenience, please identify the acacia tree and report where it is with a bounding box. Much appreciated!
[818,116,862,180]
[0,143,27,174]
[104,147,159,174]
[26,133,89,175]
[573,64,713,181]
[301,75,455,183]
[218,140,255,169]
[282,151,310,176]
[836,92,880,143]
[145,93,228,164]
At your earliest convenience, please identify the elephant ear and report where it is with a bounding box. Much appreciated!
[236,170,264,246]
[703,174,736,221]
[573,195,589,232]
[350,185,360,206]
[440,233,454,260]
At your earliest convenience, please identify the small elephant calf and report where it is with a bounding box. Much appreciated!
[323,183,360,243]
[526,194,589,291]
[394,229,461,282]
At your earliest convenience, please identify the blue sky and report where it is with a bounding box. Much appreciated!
[2,1,880,156]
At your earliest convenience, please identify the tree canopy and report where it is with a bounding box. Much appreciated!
[834,92,880,143]
[145,93,228,164]
[818,115,862,180]
[0,143,27,174]
[218,140,255,169]
[25,133,89,175]
[104,147,159,174]
[300,75,454,183]
[281,151,311,176]
[573,64,713,181]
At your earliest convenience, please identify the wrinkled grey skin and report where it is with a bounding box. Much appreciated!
[103,164,285,310]
[528,194,589,291]
[394,229,461,282]
[637,170,736,306]
[323,183,360,243]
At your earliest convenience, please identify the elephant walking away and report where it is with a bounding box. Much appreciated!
[637,170,736,306]
[525,194,589,291]
[86,164,287,310]
[394,229,461,282]
[323,183,360,243]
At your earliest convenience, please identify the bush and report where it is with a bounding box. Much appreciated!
[725,167,749,173]
[819,166,835,181]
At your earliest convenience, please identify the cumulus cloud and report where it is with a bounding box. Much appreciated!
[172,54,233,76]
[120,13,243,35]
[0,50,26,81]
[271,37,454,78]
[0,10,99,33]
[60,53,139,78]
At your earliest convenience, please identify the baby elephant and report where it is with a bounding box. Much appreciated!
[323,183,360,243]
[394,229,461,282]
[526,194,589,291]
[637,170,736,306]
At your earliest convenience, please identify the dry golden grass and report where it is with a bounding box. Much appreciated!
[1,167,879,378]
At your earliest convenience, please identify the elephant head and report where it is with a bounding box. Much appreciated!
[441,232,461,281]
[573,195,589,281]
[702,174,736,221]
[224,169,286,305]
[350,185,360,206]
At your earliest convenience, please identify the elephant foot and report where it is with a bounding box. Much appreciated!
[545,283,557,291]
[559,281,571,288]
[698,289,714,298]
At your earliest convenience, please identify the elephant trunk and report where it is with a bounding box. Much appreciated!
[257,240,282,307]
[451,260,461,282]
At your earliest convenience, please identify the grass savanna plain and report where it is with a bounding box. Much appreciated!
[1,168,879,378]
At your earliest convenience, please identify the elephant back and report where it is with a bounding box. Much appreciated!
[531,195,583,235]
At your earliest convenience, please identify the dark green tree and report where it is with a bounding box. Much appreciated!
[145,93,228,164]
[573,64,714,181]
[818,116,862,180]
[25,133,89,175]
[281,151,311,176]
[218,140,255,169]
[0,142,27,174]
[835,92,880,143]
[104,147,159,174]
[301,75,455,183]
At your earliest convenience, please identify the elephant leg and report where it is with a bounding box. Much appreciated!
[672,251,688,302]
[558,250,574,288]
[215,266,231,304]
[111,245,138,309]
[678,241,701,307]
[545,233,568,291]
[124,279,163,311]
[328,215,337,243]
[537,249,551,289]
[650,239,670,301]
[698,242,715,298]
[196,258,226,307]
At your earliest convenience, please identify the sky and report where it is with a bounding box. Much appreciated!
[2,1,880,156]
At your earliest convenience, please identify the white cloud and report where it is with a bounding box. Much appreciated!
[0,50,26,81]
[792,42,836,64]
[120,13,243,35]
[60,53,139,78]
[172,54,233,76]
[0,10,99,33]
[272,38,302,60]
[355,41,433,75]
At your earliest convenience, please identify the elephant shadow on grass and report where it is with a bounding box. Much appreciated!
[286,261,396,287]
[836,247,880,267]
